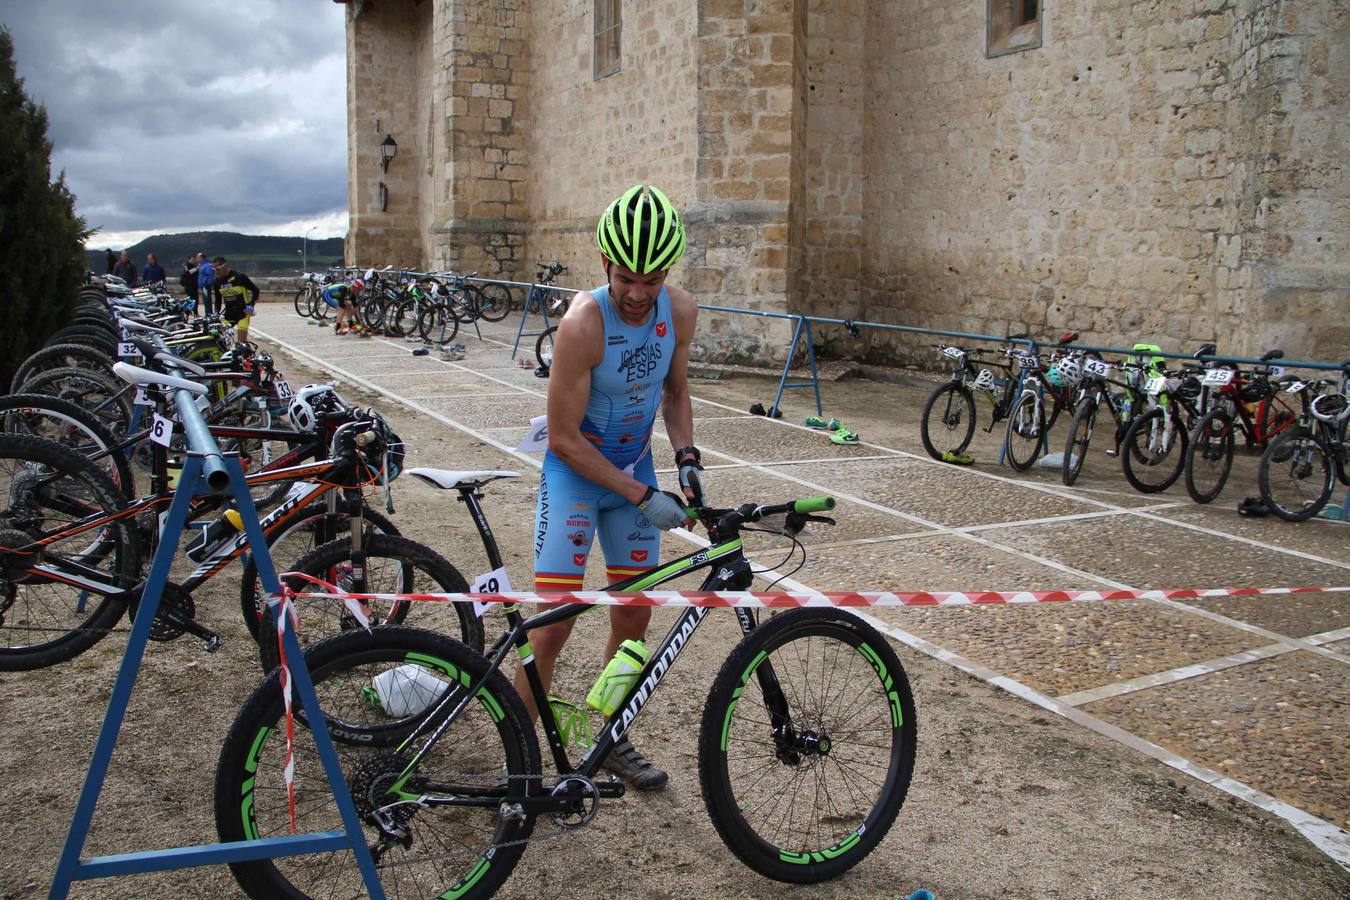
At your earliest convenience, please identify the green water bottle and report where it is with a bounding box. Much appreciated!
[586,639,648,716]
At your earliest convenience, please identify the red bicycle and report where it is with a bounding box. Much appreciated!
[1183,349,1300,504]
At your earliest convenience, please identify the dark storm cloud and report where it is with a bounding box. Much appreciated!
[2,0,347,238]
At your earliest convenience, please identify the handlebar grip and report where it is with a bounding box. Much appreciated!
[355,430,378,447]
[793,497,835,514]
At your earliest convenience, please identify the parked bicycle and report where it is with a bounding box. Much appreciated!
[214,473,917,898]
[1257,362,1350,520]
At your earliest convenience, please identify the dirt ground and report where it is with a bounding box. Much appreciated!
[1,321,1347,899]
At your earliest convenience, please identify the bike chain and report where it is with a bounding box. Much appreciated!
[374,768,610,856]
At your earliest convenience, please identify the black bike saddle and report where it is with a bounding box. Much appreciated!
[1194,343,1217,358]
[1260,348,1284,362]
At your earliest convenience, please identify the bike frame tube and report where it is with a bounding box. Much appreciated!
[390,535,750,788]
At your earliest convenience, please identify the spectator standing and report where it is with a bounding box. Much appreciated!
[212,256,259,344]
[112,250,137,285]
[197,252,216,315]
[180,256,200,313]
[141,253,165,286]
[105,249,116,274]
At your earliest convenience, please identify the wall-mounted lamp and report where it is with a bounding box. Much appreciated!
[379,133,398,173]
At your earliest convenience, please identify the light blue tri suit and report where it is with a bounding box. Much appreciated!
[534,285,676,588]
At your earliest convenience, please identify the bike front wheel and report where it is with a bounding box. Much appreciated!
[698,607,916,883]
[1004,392,1045,471]
[216,626,539,900]
[1063,398,1098,487]
[1184,407,1236,504]
[534,325,558,372]
[1121,406,1188,493]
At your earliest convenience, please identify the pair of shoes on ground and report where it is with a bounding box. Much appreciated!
[440,343,467,361]
[600,736,668,792]
[1238,496,1269,517]
[801,414,858,444]
[941,450,974,465]
[749,403,782,418]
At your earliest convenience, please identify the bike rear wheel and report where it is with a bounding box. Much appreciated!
[698,607,916,883]
[418,302,460,346]
[0,434,140,670]
[1258,427,1332,521]
[0,393,136,499]
[919,381,976,461]
[1184,407,1236,504]
[216,626,538,900]
[256,533,484,673]
[1004,392,1044,471]
[474,283,513,322]
[1121,406,1188,493]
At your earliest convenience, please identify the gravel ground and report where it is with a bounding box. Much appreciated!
[8,314,1335,896]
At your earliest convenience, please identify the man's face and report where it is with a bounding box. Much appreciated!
[604,257,667,326]
[147,254,156,264]
[120,252,130,262]
[216,262,230,276]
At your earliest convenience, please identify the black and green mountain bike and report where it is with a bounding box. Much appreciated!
[215,483,918,898]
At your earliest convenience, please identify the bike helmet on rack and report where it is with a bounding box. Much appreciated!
[1047,356,1083,388]
[288,384,342,432]
[1311,391,1350,425]
[596,185,686,274]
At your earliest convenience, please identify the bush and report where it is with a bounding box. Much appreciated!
[0,28,88,387]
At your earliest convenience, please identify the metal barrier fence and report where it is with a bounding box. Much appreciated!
[328,265,1347,419]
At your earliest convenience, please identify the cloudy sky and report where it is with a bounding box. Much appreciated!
[3,1,348,248]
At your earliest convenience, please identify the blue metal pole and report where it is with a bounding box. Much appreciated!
[805,319,823,416]
[770,315,807,417]
[49,454,206,899]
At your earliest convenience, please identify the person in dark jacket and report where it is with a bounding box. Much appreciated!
[112,251,137,285]
[105,249,116,274]
[141,253,166,286]
[213,256,260,343]
[181,257,200,313]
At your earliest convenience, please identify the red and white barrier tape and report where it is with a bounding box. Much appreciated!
[271,586,300,834]
[283,584,1350,609]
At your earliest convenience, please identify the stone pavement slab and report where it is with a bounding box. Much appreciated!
[876,600,1269,697]
[1084,651,1350,829]
[418,394,546,428]
[785,456,1105,528]
[1149,504,1350,565]
[1185,593,1350,640]
[979,520,1350,590]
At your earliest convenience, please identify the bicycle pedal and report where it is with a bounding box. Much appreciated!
[596,777,626,799]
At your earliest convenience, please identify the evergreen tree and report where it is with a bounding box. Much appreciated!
[0,27,87,387]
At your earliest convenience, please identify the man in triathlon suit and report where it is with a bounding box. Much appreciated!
[522,185,702,792]
[212,256,260,344]
[324,280,365,335]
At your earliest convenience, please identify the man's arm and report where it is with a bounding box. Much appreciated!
[546,293,649,504]
[660,286,699,455]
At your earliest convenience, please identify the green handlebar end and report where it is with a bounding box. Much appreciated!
[793,497,835,513]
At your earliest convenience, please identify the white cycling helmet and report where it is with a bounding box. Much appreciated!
[287,384,341,432]
[1047,356,1083,388]
[1311,392,1350,425]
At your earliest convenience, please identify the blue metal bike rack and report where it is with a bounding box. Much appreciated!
[49,388,384,898]
[511,283,557,362]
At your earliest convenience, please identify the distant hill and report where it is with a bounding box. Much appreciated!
[87,231,345,277]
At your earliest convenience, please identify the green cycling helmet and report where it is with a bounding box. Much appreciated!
[596,185,686,274]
